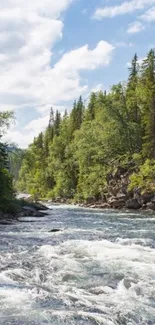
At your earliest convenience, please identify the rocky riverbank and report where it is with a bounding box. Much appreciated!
[81,193,155,211]
[47,165,155,212]
[46,194,155,211]
[0,200,49,224]
[80,165,155,211]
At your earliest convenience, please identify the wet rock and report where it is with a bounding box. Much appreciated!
[34,202,49,211]
[90,286,113,295]
[23,205,36,212]
[126,198,142,210]
[33,211,46,217]
[87,204,96,208]
[0,211,16,224]
[123,277,138,290]
[62,273,77,282]
[0,220,14,225]
[116,193,128,202]
[141,192,154,204]
[151,196,155,204]
[146,202,155,211]
[49,229,61,233]
[89,203,109,209]
[108,197,125,209]
[20,207,46,217]
[97,203,109,209]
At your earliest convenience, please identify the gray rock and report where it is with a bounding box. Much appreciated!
[23,205,36,212]
[146,202,155,211]
[49,229,61,233]
[33,202,49,211]
[108,197,125,209]
[142,193,154,204]
[151,196,155,204]
[126,198,142,210]
[116,193,128,201]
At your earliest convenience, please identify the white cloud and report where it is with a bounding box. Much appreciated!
[126,56,146,68]
[2,103,68,147]
[3,129,37,148]
[0,0,115,147]
[127,21,145,33]
[114,41,134,47]
[140,7,155,21]
[0,41,114,113]
[0,1,114,113]
[91,84,103,92]
[54,41,114,74]
[94,0,155,19]
[25,115,49,132]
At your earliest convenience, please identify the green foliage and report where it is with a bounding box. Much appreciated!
[129,159,155,193]
[17,49,155,201]
[0,111,15,214]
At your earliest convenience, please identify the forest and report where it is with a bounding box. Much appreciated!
[1,49,155,210]
[0,111,15,212]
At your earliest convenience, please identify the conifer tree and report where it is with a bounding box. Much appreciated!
[140,49,155,158]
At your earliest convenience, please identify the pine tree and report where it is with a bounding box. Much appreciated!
[127,53,139,123]
[70,97,84,133]
[141,49,155,158]
[127,53,142,152]
[86,92,97,120]
[54,110,61,136]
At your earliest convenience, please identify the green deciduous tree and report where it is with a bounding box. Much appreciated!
[17,49,155,201]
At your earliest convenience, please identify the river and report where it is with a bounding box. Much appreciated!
[0,205,155,325]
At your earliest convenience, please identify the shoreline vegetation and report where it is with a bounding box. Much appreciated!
[1,50,155,219]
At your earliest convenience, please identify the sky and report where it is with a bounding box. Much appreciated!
[1,0,155,148]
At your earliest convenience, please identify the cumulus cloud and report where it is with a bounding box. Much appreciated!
[0,0,115,147]
[3,105,67,148]
[0,0,114,114]
[3,130,36,148]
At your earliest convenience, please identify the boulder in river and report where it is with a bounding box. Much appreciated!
[49,229,61,233]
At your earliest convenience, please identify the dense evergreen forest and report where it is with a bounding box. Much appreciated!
[0,111,15,212]
[16,50,155,205]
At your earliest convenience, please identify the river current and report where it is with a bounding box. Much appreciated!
[0,205,155,325]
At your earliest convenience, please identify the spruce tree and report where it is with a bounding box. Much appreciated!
[141,49,155,158]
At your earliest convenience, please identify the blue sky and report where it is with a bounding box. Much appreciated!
[1,0,155,147]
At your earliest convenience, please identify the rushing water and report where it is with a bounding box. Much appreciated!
[0,205,155,325]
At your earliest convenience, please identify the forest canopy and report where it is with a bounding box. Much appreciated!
[17,50,155,201]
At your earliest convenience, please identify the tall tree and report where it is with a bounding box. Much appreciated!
[86,92,97,121]
[140,49,155,158]
[0,111,14,212]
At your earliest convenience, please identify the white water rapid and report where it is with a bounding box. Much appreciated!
[0,206,155,324]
